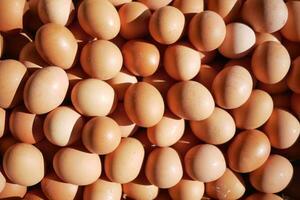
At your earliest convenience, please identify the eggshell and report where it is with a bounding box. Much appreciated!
[138,0,172,10]
[168,179,204,200]
[219,23,256,58]
[250,154,293,193]
[190,107,235,145]
[3,143,44,186]
[0,136,18,156]
[53,147,102,185]
[0,182,27,199]
[0,59,27,109]
[193,64,217,90]
[108,0,131,6]
[0,171,5,193]
[281,1,300,41]
[123,181,159,200]
[287,56,300,93]
[173,0,204,14]
[212,65,253,109]
[184,144,226,182]
[0,34,3,58]
[19,42,47,69]
[167,81,215,121]
[245,193,283,200]
[146,147,183,188]
[0,108,6,138]
[124,82,164,127]
[23,189,47,200]
[227,130,271,173]
[291,93,300,119]
[78,0,120,40]
[71,78,117,117]
[35,23,78,69]
[207,0,242,23]
[255,32,281,46]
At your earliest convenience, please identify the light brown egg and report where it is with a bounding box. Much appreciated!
[23,188,47,200]
[123,181,159,200]
[71,78,117,117]
[167,81,215,121]
[3,143,44,186]
[80,40,122,80]
[281,1,300,41]
[19,42,46,69]
[164,43,201,80]
[83,178,122,200]
[53,147,102,185]
[41,172,78,200]
[255,32,281,46]
[119,2,151,39]
[245,193,283,200]
[44,106,84,146]
[190,107,235,145]
[219,23,256,58]
[189,11,226,51]
[0,182,27,199]
[149,6,185,44]
[0,60,27,109]
[250,154,293,193]
[288,56,300,93]
[9,105,44,144]
[168,179,204,200]
[78,0,120,40]
[0,108,6,138]
[173,0,204,14]
[146,147,183,188]
[194,64,217,90]
[212,65,253,109]
[0,171,5,193]
[263,108,300,149]
[227,130,271,173]
[291,93,300,119]
[35,23,78,69]
[108,0,131,6]
[205,168,245,200]
[24,66,69,114]
[0,136,18,156]
[231,89,273,129]
[124,82,164,127]
[252,41,290,84]
[0,34,3,58]
[207,0,242,23]
[138,0,172,10]
[258,78,289,94]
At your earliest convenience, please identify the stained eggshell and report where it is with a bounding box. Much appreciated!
[19,42,47,69]
[138,0,172,10]
[168,179,204,200]
[0,182,27,199]
[122,181,159,200]
[193,64,217,90]
[281,1,300,41]
[207,0,243,23]
[287,56,300,93]
[173,0,204,14]
[0,108,6,138]
[245,193,283,200]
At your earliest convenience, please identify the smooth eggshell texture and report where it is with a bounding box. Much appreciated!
[138,0,172,10]
[123,182,159,200]
[19,42,47,69]
[287,56,300,93]
[281,1,300,41]
[245,193,283,200]
[207,0,242,23]
[83,179,122,200]
[168,179,204,200]
[0,108,5,138]
[194,64,217,90]
[0,182,27,199]
[173,0,204,14]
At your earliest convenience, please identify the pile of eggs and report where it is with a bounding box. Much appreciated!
[0,0,300,199]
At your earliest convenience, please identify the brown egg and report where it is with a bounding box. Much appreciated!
[0,60,27,109]
[122,40,160,77]
[146,147,183,188]
[227,130,271,173]
[78,0,120,40]
[255,32,281,46]
[53,147,102,185]
[108,0,131,6]
[80,40,123,80]
[0,108,6,138]
[207,0,243,23]
[9,105,44,144]
[147,110,185,147]
[24,189,47,200]
[0,171,5,193]
[83,178,122,200]
[231,89,273,129]
[219,23,256,58]
[173,0,204,14]
[35,23,78,69]
[185,144,226,182]
[149,6,185,44]
[291,93,300,119]
[119,2,151,39]
[19,42,46,69]
[245,193,283,200]
[194,64,217,90]
[164,43,201,80]
[168,179,204,200]
[250,154,293,193]
[123,181,159,200]
[288,56,300,93]
[281,1,300,41]
[263,108,300,149]
[189,11,226,51]
[0,136,18,156]
[206,168,245,200]
[71,78,117,117]
[124,82,164,127]
[167,81,215,120]
[41,172,78,200]
[0,34,3,58]
[44,106,84,146]
[3,143,44,186]
[258,78,289,94]
[212,65,253,109]
[252,41,290,84]
[190,107,235,145]
[24,66,69,114]
[0,182,27,199]
[138,0,172,10]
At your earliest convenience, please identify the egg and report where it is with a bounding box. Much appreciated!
[35,23,78,69]
[231,89,273,129]
[227,130,271,173]
[168,179,204,200]
[19,42,47,69]
[138,0,172,10]
[23,189,47,200]
[173,0,204,14]
[219,23,256,58]
[149,6,185,44]
[291,93,300,119]
[41,172,78,200]
[0,182,27,199]
[24,66,69,114]
[78,0,120,40]
[0,34,3,58]
[44,106,84,146]
[119,2,151,39]
[0,59,27,109]
[3,143,44,186]
[207,0,243,23]
[83,178,122,200]
[190,107,236,145]
[53,147,102,185]
[245,193,283,200]
[0,108,6,138]
[71,78,117,117]
[0,171,5,193]
[189,11,226,51]
[193,64,217,90]
[0,136,18,156]
[255,32,281,46]
[9,105,44,144]
[281,1,300,41]
[108,0,131,6]
[288,56,300,93]
[123,181,159,200]
[250,154,293,193]
[124,82,164,127]
[105,138,144,183]
[167,81,215,120]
